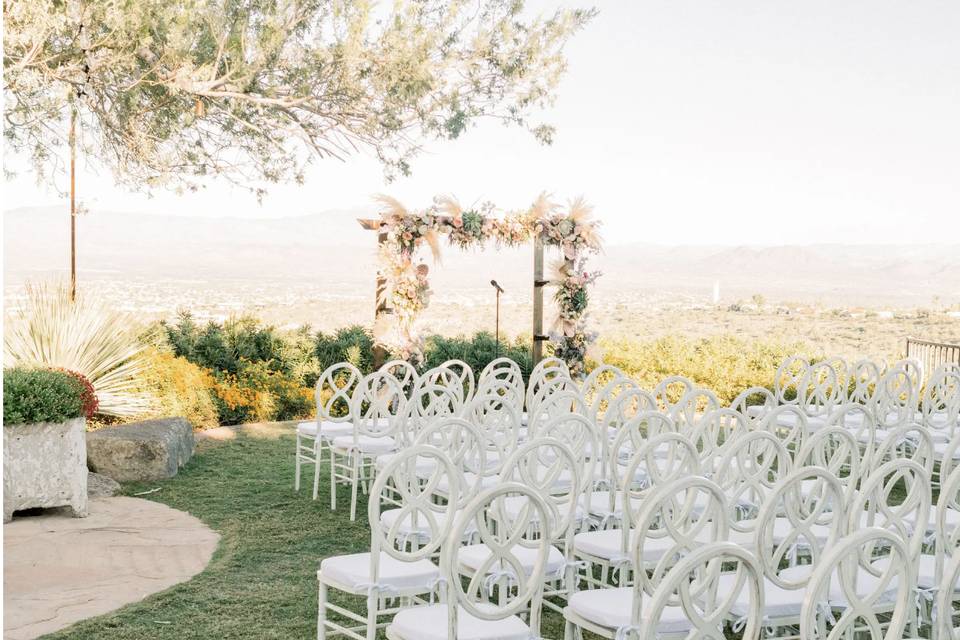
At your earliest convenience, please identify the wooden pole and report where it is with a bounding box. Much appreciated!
[359,218,389,369]
[532,234,546,367]
[69,106,77,301]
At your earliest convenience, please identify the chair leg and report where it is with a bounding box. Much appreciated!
[350,452,361,522]
[564,619,575,640]
[317,579,327,640]
[330,449,338,511]
[312,439,323,501]
[366,592,378,640]
[295,434,302,492]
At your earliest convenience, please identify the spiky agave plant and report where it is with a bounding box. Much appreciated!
[4,282,153,417]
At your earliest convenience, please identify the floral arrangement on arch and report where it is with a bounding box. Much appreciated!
[373,193,602,375]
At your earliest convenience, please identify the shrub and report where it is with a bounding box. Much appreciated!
[211,359,313,426]
[315,325,376,373]
[163,313,320,386]
[54,368,99,418]
[422,332,533,381]
[136,348,219,430]
[4,282,152,417]
[596,334,809,404]
[3,367,86,425]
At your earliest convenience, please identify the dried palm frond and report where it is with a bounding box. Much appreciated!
[434,194,463,219]
[373,194,409,218]
[530,191,557,221]
[424,229,442,263]
[4,282,153,417]
[549,258,573,281]
[567,196,593,223]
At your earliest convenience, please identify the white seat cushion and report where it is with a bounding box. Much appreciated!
[574,528,629,561]
[458,543,565,579]
[902,504,960,534]
[375,453,439,474]
[389,603,530,640]
[499,494,585,526]
[331,435,397,455]
[779,562,899,605]
[319,552,439,593]
[933,441,960,460]
[566,587,694,634]
[380,508,477,542]
[297,420,354,439]
[718,572,804,620]
[437,472,498,495]
[574,528,714,565]
[875,553,960,591]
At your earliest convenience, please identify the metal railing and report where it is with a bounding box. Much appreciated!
[906,337,960,383]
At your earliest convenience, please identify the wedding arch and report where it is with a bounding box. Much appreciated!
[358,194,602,377]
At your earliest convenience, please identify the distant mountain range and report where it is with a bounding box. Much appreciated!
[5,206,959,306]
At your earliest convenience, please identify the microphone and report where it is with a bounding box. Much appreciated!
[490,280,504,293]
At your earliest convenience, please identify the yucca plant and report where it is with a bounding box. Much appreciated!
[4,282,153,417]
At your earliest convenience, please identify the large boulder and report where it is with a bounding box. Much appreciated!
[86,418,194,482]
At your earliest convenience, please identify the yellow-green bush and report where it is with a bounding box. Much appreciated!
[211,359,313,426]
[138,348,220,429]
[596,334,810,404]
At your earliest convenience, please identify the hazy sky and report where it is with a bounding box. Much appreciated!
[5,0,959,246]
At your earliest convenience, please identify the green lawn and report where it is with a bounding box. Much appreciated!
[46,423,572,639]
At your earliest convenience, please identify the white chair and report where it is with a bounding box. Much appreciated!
[799,528,913,640]
[849,358,883,406]
[873,364,920,429]
[393,379,461,447]
[527,389,589,436]
[296,362,362,500]
[913,463,960,636]
[318,445,457,640]
[653,375,697,414]
[574,433,700,587]
[798,361,843,419]
[565,477,751,640]
[438,359,475,405]
[722,466,846,635]
[461,437,580,611]
[732,386,778,425]
[794,425,862,505]
[773,356,810,407]
[712,429,791,523]
[378,359,419,398]
[934,547,960,640]
[330,371,404,520]
[386,483,553,640]
[922,366,960,441]
[640,543,764,640]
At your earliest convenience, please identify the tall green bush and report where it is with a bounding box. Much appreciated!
[3,367,86,425]
[314,326,376,373]
[422,332,533,381]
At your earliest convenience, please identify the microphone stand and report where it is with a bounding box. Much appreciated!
[490,280,504,358]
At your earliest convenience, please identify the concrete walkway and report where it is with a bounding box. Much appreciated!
[3,496,219,639]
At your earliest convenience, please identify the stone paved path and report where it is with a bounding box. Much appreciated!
[3,496,219,639]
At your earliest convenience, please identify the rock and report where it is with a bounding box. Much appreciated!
[87,472,121,498]
[86,417,194,482]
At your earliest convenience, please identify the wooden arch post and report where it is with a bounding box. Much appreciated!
[532,233,547,368]
[359,218,390,369]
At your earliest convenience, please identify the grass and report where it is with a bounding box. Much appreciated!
[45,423,571,640]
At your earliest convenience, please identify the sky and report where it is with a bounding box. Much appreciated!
[5,0,959,246]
